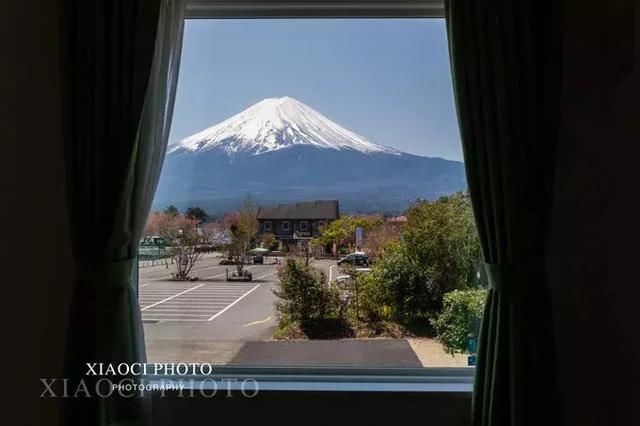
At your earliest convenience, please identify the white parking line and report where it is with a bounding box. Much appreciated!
[141,313,210,317]
[207,283,261,321]
[142,302,233,306]
[203,265,259,280]
[140,284,205,311]
[140,267,277,322]
[144,296,243,300]
[140,265,262,287]
[255,271,277,280]
[329,265,338,283]
[143,309,218,312]
[139,291,251,296]
[139,262,226,278]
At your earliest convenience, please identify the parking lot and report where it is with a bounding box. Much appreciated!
[138,256,339,321]
[138,255,463,367]
[139,256,280,324]
[139,254,285,362]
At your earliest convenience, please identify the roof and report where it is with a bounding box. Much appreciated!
[256,200,339,220]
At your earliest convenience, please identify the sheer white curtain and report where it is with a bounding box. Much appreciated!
[62,1,186,425]
[133,0,186,239]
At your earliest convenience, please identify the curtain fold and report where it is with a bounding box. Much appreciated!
[61,1,185,425]
[445,1,563,425]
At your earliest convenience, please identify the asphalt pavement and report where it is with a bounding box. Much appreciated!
[140,255,281,362]
[139,255,428,367]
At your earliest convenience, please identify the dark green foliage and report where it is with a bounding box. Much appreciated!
[273,193,484,340]
[359,193,483,322]
[185,206,208,222]
[163,204,179,216]
[432,289,487,354]
[274,258,349,338]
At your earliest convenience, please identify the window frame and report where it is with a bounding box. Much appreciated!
[281,220,290,232]
[186,0,445,19]
[147,365,473,393]
[144,0,474,396]
[263,220,272,231]
[299,220,309,232]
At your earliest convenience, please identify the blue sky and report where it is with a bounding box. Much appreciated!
[169,19,463,161]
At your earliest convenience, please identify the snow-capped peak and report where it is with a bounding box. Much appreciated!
[170,96,401,156]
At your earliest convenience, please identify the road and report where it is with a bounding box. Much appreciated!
[138,256,457,367]
[139,254,340,363]
[138,255,276,362]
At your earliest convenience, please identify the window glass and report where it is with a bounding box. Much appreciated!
[141,18,484,369]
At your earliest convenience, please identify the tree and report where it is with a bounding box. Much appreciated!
[144,211,179,238]
[261,232,278,251]
[362,221,402,261]
[224,194,259,276]
[432,289,486,354]
[144,212,212,280]
[163,205,179,216]
[273,258,347,338]
[185,206,208,222]
[203,220,228,248]
[359,193,483,322]
[314,214,383,256]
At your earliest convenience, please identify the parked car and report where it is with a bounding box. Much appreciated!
[253,254,264,264]
[337,252,370,267]
[335,275,353,286]
[334,269,372,285]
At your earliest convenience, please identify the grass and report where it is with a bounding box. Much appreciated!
[273,315,354,340]
[272,311,427,340]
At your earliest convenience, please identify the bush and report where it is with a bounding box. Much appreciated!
[356,193,483,323]
[355,249,400,321]
[273,258,349,338]
[261,232,279,251]
[431,288,487,354]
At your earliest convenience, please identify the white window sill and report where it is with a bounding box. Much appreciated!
[147,366,474,393]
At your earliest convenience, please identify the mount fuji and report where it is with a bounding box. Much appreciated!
[154,97,467,215]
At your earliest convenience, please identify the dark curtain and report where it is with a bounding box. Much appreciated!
[445,1,563,425]
[60,0,177,425]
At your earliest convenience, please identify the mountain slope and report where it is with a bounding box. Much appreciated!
[169,96,399,156]
[155,97,467,214]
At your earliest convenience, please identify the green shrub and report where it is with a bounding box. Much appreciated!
[271,314,305,340]
[355,254,397,321]
[274,258,349,338]
[268,240,280,251]
[356,193,483,323]
[432,288,487,354]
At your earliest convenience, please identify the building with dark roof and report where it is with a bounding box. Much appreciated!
[256,200,339,245]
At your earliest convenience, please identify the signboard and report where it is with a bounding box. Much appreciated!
[467,336,477,366]
[355,226,363,248]
[467,355,477,366]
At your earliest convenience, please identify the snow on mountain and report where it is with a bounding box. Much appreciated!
[169,96,401,157]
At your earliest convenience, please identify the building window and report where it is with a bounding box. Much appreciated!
[264,221,272,231]
[300,220,309,231]
[281,221,290,231]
